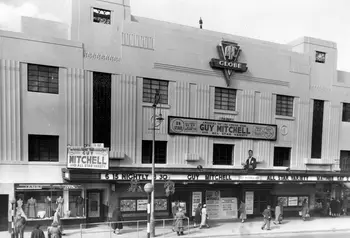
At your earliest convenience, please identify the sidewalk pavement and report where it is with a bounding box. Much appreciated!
[2,216,350,238]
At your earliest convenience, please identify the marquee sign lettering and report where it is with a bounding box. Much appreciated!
[100,173,350,182]
[168,116,277,141]
[209,40,248,86]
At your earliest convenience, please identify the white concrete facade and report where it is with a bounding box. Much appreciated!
[0,0,350,196]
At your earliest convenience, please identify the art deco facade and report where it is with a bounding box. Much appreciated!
[1,0,350,228]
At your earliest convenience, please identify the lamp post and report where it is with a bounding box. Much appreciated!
[144,183,154,238]
[150,89,163,237]
[10,198,16,238]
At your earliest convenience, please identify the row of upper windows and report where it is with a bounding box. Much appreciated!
[26,63,350,121]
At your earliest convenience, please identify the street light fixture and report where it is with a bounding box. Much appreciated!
[150,89,164,237]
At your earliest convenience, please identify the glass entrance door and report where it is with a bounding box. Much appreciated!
[87,190,102,221]
[0,195,9,231]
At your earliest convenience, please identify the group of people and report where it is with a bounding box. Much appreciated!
[328,196,348,217]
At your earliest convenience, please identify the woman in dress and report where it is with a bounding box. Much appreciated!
[239,201,247,223]
[45,196,52,218]
[193,203,202,227]
[27,197,37,219]
[199,204,209,229]
[174,208,187,236]
[301,199,309,221]
[274,201,282,224]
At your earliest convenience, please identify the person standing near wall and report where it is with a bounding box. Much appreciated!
[239,201,247,223]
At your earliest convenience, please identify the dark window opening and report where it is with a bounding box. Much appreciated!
[93,72,111,148]
[276,95,294,117]
[28,64,59,94]
[311,100,324,158]
[93,8,111,24]
[143,78,168,104]
[315,51,326,63]
[214,88,237,111]
[29,135,59,162]
[342,103,350,122]
[213,144,233,165]
[340,151,350,172]
[273,147,291,167]
[142,141,167,164]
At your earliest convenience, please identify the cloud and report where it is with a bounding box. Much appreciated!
[0,2,62,32]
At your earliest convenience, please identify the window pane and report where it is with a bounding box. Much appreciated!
[27,64,59,94]
[214,87,237,111]
[276,95,294,117]
[28,135,59,162]
[142,78,169,104]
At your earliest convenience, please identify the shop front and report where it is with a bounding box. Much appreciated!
[13,183,86,226]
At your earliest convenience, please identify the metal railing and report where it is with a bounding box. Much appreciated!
[79,217,190,238]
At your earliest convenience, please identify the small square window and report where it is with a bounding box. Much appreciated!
[342,103,350,122]
[315,51,326,63]
[273,147,291,167]
[29,135,59,162]
[142,141,167,164]
[93,8,111,24]
[214,88,237,111]
[28,64,59,94]
[213,144,233,165]
[276,95,294,117]
[142,78,168,105]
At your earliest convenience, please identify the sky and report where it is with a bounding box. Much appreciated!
[0,0,349,71]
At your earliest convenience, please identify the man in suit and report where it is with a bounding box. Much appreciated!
[244,150,257,170]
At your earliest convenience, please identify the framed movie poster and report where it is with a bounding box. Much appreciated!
[120,200,136,212]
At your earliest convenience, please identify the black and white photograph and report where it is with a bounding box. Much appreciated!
[1,0,350,237]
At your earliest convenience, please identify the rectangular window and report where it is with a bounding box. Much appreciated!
[276,95,294,117]
[93,8,111,24]
[340,151,350,172]
[342,103,350,122]
[213,144,233,165]
[28,135,59,162]
[142,141,167,164]
[143,78,168,104]
[214,88,237,111]
[315,51,326,63]
[273,147,291,167]
[28,64,59,94]
[93,72,111,148]
[311,100,324,158]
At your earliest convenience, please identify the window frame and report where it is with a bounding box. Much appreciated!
[315,51,326,64]
[273,146,291,167]
[342,103,350,122]
[340,150,350,172]
[142,140,167,164]
[28,134,59,162]
[213,144,234,165]
[27,64,59,94]
[214,87,237,111]
[142,78,169,105]
[276,95,294,117]
[93,7,111,25]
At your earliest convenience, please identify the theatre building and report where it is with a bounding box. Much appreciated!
[3,0,350,229]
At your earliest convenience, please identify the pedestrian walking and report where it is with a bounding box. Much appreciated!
[193,203,202,227]
[301,199,309,221]
[261,205,271,230]
[30,224,45,238]
[172,201,179,232]
[47,221,62,238]
[111,207,123,234]
[239,201,247,223]
[273,201,282,225]
[330,198,336,217]
[342,196,348,215]
[199,204,210,229]
[174,208,188,236]
[53,209,64,235]
[336,199,341,217]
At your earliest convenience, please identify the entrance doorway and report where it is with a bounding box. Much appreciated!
[0,195,9,231]
[253,191,271,215]
[87,190,103,222]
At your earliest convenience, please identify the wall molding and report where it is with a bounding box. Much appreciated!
[84,51,121,62]
[154,62,289,87]
[122,32,154,50]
